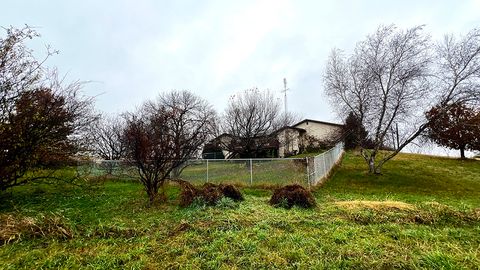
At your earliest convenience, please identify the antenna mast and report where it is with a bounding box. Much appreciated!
[281,78,289,116]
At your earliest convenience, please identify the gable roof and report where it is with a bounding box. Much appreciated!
[210,119,342,143]
[293,119,343,128]
[274,126,306,133]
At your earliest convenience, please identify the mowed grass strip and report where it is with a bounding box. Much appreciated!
[0,151,479,269]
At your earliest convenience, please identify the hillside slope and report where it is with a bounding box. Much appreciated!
[0,152,479,269]
[318,151,480,206]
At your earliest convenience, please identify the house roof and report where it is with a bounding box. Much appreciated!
[293,118,343,128]
[274,126,306,133]
[210,119,342,143]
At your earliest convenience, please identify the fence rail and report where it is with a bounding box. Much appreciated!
[81,142,344,187]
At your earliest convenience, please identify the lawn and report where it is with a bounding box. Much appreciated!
[0,152,479,269]
[86,158,310,187]
[180,159,308,187]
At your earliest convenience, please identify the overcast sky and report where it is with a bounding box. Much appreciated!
[2,0,479,156]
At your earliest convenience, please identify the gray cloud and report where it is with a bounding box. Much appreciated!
[2,0,479,123]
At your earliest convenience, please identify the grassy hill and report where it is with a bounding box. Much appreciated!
[0,152,479,269]
[319,152,480,206]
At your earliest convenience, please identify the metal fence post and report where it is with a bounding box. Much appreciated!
[306,157,310,188]
[249,159,253,185]
[206,159,209,183]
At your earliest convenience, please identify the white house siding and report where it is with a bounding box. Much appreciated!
[294,121,341,141]
[277,129,302,157]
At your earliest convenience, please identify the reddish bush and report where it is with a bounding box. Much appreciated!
[269,184,316,209]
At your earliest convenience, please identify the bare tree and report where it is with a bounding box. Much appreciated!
[221,88,283,158]
[277,111,303,128]
[90,114,127,160]
[325,25,480,173]
[124,90,215,204]
[87,114,127,175]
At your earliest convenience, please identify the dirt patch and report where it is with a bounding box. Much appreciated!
[335,200,416,211]
[269,184,316,209]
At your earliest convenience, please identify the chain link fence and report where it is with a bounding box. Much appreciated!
[77,160,138,181]
[179,158,308,186]
[308,142,345,186]
[80,142,344,187]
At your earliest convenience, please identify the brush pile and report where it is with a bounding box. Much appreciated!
[174,180,244,207]
[269,184,316,209]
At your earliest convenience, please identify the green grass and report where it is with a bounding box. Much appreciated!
[180,159,308,187]
[1,152,479,269]
[84,159,309,187]
[318,152,480,207]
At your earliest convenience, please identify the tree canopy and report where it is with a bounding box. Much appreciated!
[426,102,480,159]
[0,26,96,191]
[325,25,480,173]
[123,90,215,203]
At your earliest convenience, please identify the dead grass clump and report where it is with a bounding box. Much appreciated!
[219,184,244,201]
[174,180,244,207]
[0,214,73,245]
[174,180,201,207]
[202,183,223,205]
[335,200,416,211]
[269,184,316,209]
[335,201,480,225]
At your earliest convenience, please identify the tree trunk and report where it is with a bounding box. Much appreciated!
[146,182,167,205]
[460,147,466,159]
[368,156,375,174]
[366,154,383,174]
[146,186,158,204]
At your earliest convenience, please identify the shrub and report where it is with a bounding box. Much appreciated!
[269,184,316,209]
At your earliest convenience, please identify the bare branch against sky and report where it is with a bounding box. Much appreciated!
[1,0,479,156]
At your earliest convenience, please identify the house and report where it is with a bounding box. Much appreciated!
[203,119,343,159]
[202,133,279,159]
[276,119,343,157]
